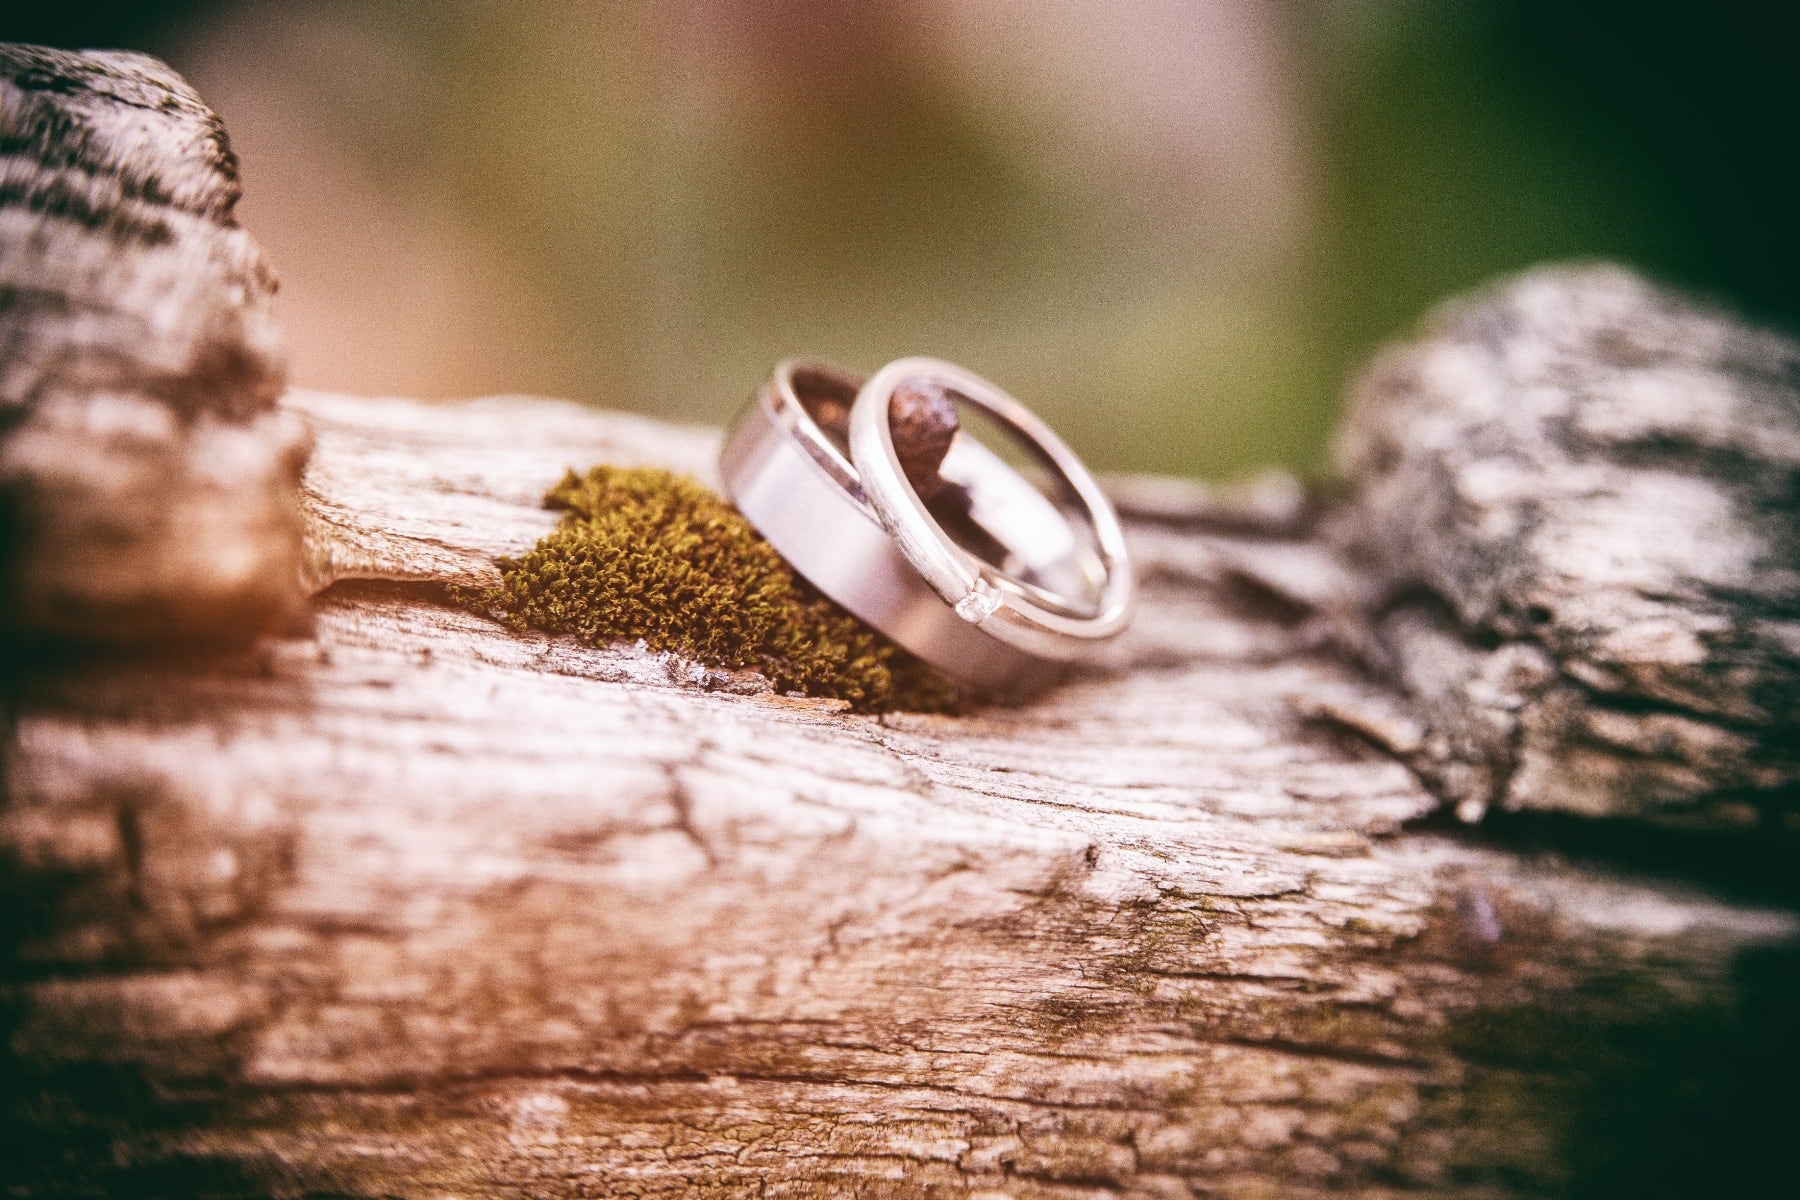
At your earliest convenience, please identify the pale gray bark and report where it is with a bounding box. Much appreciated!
[1329,266,1800,827]
[3,44,1799,1200]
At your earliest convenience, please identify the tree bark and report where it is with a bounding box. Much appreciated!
[4,43,1799,1200]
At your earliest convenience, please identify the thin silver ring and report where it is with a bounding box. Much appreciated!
[720,359,1074,694]
[847,357,1133,662]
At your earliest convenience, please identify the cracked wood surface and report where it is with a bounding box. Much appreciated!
[5,387,1797,1199]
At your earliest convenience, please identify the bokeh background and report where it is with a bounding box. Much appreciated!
[7,2,1794,477]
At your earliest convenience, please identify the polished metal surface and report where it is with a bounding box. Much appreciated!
[847,357,1134,662]
[719,360,1059,693]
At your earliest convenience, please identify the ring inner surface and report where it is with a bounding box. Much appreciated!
[930,386,1108,618]
[789,368,1101,614]
[790,364,859,462]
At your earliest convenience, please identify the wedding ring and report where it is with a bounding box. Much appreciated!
[720,359,1123,693]
[848,357,1133,662]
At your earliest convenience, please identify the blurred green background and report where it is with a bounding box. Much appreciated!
[6,2,1794,478]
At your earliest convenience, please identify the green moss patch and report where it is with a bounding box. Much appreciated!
[485,466,959,712]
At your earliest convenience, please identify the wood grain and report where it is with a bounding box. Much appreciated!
[5,386,1797,1198]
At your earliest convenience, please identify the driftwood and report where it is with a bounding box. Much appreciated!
[1329,267,1800,828]
[5,45,1800,1200]
[0,44,306,642]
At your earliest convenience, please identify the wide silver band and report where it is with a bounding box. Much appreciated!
[720,360,1090,693]
[848,357,1133,662]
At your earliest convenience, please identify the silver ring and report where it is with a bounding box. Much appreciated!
[719,359,1118,693]
[847,357,1133,662]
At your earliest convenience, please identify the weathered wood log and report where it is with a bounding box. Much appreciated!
[1328,266,1800,829]
[5,383,1799,1198]
[0,44,306,642]
[5,44,1800,1200]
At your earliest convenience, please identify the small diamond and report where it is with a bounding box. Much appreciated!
[954,580,1002,624]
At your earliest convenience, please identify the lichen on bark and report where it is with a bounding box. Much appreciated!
[484,465,959,711]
